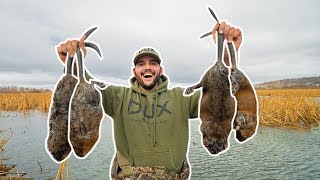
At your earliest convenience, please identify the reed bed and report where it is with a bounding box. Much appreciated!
[257,89,320,128]
[1,89,320,129]
[0,92,51,113]
[256,88,320,97]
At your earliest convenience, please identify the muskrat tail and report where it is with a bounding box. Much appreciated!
[66,56,74,75]
[217,32,225,63]
[227,42,237,70]
[76,47,85,82]
[74,27,102,82]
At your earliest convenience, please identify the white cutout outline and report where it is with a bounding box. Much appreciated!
[44,12,259,178]
[183,12,259,157]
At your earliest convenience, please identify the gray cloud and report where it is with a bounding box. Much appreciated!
[0,0,319,88]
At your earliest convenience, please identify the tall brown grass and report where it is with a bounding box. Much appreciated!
[0,92,51,113]
[0,89,319,129]
[256,88,320,97]
[55,159,69,180]
[257,89,320,128]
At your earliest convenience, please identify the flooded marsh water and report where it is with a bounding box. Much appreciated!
[1,111,319,179]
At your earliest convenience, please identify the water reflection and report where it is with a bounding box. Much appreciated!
[189,120,320,179]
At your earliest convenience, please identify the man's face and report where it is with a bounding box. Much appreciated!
[133,56,163,90]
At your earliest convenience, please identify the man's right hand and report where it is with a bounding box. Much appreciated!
[56,35,87,63]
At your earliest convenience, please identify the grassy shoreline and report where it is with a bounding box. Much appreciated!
[1,89,319,129]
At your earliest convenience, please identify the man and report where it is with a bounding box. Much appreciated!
[57,22,242,179]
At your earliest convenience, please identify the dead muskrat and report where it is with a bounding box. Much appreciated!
[69,28,105,158]
[185,29,235,155]
[46,55,77,162]
[227,42,258,142]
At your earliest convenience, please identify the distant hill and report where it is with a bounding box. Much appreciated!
[1,76,320,92]
[255,76,320,89]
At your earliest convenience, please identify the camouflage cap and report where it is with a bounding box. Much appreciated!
[133,47,161,65]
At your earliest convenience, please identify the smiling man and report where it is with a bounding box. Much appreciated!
[102,47,200,179]
[56,21,242,179]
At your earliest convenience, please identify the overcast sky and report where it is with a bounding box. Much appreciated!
[0,0,319,89]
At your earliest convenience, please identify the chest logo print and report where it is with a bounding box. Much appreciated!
[128,99,172,118]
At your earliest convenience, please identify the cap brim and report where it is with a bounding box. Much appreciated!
[134,53,161,65]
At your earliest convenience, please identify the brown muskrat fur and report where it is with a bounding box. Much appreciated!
[46,56,77,162]
[185,33,235,154]
[227,42,258,142]
[69,48,104,158]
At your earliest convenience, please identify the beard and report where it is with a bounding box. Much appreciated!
[135,73,161,90]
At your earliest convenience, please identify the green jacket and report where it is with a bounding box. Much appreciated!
[99,75,200,172]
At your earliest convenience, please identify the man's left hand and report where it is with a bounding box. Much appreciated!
[212,21,242,52]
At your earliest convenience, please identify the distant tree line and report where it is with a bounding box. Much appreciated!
[0,86,51,93]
